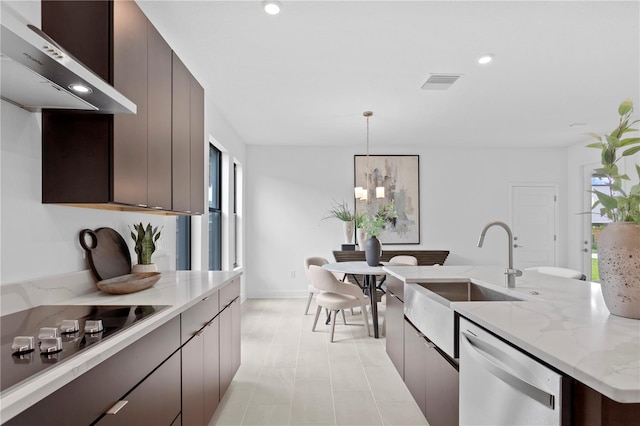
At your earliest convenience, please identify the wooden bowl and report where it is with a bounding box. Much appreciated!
[96,272,161,295]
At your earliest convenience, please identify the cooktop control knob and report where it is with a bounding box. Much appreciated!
[84,320,104,334]
[40,337,63,353]
[38,327,59,339]
[11,336,35,354]
[61,320,80,333]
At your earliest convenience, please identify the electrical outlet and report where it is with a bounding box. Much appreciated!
[289,270,296,278]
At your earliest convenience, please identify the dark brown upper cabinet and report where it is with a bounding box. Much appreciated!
[41,0,203,215]
[172,53,205,215]
[190,77,205,215]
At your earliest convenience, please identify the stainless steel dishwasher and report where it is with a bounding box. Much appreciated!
[459,318,571,425]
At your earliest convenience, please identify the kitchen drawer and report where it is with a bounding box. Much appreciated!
[219,278,240,309]
[181,292,219,343]
[6,316,180,426]
[96,350,181,426]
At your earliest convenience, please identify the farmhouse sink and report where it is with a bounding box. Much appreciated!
[415,281,523,304]
[404,280,523,359]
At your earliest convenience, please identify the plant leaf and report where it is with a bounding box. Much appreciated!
[619,99,633,116]
[595,191,618,210]
[585,142,603,149]
[586,132,602,141]
[620,137,640,147]
[622,145,640,157]
[605,134,620,148]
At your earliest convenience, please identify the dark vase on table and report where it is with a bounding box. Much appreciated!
[365,236,382,266]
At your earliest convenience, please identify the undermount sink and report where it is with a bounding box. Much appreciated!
[415,281,523,303]
[404,280,523,359]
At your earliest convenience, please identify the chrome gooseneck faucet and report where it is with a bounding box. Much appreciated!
[477,221,522,288]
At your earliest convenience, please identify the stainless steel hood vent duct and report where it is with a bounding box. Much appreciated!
[0,2,136,114]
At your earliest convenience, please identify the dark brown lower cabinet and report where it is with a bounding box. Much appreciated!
[96,351,181,425]
[6,281,241,426]
[573,380,640,426]
[204,317,221,422]
[220,297,241,397]
[182,329,205,426]
[181,293,221,426]
[6,317,181,426]
[404,319,459,426]
[424,336,459,426]
[404,320,427,415]
[182,317,221,426]
[385,288,405,378]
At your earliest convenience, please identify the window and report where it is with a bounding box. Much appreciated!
[233,162,238,268]
[175,216,191,270]
[209,144,222,270]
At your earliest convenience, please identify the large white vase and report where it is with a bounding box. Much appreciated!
[343,221,354,244]
[356,228,367,250]
[598,222,640,319]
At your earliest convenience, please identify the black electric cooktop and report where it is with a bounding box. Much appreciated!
[0,305,169,393]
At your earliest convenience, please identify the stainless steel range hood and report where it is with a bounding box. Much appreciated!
[0,2,136,114]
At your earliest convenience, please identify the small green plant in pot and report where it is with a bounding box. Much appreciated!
[586,98,640,319]
[587,98,640,223]
[130,223,162,272]
[324,200,355,244]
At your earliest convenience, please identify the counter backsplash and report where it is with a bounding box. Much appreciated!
[1,271,98,315]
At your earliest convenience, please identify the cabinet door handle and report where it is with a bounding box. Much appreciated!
[202,296,210,301]
[106,400,128,415]
[194,329,204,337]
[424,340,435,349]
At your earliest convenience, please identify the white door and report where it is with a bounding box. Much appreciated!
[510,185,558,269]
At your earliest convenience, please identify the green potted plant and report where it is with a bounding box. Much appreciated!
[586,98,640,319]
[324,201,355,244]
[130,223,162,273]
[362,201,398,266]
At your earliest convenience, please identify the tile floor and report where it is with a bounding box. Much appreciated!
[209,298,428,426]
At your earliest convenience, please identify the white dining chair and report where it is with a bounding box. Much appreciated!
[303,256,347,315]
[308,265,371,342]
[389,255,418,266]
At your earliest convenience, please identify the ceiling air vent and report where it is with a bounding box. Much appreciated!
[421,74,462,90]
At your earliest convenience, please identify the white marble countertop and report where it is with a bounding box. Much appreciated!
[0,270,242,422]
[383,265,640,403]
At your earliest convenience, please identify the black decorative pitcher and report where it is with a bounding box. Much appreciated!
[365,236,382,266]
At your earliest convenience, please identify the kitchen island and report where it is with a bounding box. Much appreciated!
[383,265,640,425]
[0,270,242,424]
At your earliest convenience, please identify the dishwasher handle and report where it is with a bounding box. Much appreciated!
[461,331,555,410]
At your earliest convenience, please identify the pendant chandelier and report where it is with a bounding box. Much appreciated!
[355,111,384,201]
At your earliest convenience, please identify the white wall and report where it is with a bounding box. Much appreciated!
[0,1,248,292]
[245,145,568,298]
[0,101,177,284]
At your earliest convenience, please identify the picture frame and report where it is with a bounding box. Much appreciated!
[354,155,420,244]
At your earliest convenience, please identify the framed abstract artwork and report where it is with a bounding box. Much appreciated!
[354,155,420,244]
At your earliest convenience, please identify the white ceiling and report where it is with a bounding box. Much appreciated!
[137,1,640,148]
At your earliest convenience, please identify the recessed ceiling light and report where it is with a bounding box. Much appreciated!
[478,54,494,65]
[262,1,281,15]
[68,84,92,94]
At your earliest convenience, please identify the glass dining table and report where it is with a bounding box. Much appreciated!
[322,261,399,338]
